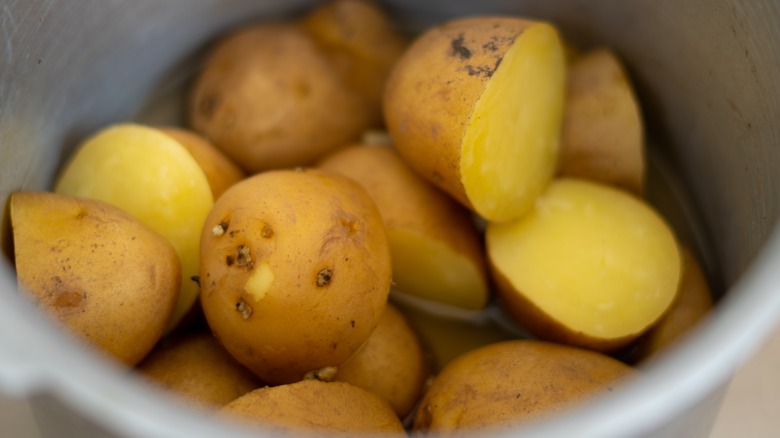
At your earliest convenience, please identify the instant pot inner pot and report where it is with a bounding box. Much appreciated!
[1,1,779,437]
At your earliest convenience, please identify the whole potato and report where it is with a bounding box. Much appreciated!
[137,332,263,410]
[10,192,180,366]
[188,22,376,172]
[384,17,566,222]
[220,380,405,436]
[413,340,635,435]
[331,303,429,419]
[199,168,391,384]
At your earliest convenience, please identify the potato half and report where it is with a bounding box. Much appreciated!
[413,340,635,435]
[384,17,566,221]
[54,124,213,332]
[559,48,645,194]
[199,169,391,384]
[318,144,488,310]
[137,332,262,409]
[486,179,681,351]
[220,380,405,436]
[10,192,180,366]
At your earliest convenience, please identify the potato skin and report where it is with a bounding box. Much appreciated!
[333,303,430,419]
[220,380,406,436]
[199,168,391,384]
[10,192,180,366]
[188,23,374,172]
[413,340,635,435]
[137,332,263,409]
[383,17,534,209]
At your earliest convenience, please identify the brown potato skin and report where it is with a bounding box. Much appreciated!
[559,48,645,194]
[301,0,407,115]
[136,332,263,409]
[637,246,714,360]
[199,169,391,384]
[220,380,406,436]
[159,127,245,201]
[11,192,180,366]
[188,23,373,172]
[383,17,535,210]
[333,303,429,419]
[413,340,635,435]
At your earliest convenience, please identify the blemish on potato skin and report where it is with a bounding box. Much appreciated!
[54,290,84,308]
[236,245,253,269]
[451,34,472,59]
[236,298,253,319]
[316,268,333,287]
[212,220,229,236]
[260,223,274,239]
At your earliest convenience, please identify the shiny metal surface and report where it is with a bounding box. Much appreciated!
[1,1,779,437]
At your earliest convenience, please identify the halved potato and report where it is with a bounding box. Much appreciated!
[11,192,180,366]
[54,124,213,332]
[486,178,681,351]
[318,144,488,310]
[384,17,566,221]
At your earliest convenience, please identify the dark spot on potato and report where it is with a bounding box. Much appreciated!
[236,245,253,269]
[350,320,355,328]
[261,223,274,239]
[236,298,253,319]
[317,268,333,287]
[226,255,235,266]
[54,290,84,308]
[451,34,472,59]
[331,342,338,350]
[199,94,219,119]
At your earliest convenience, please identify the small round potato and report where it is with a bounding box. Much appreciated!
[10,192,180,366]
[413,340,635,435]
[332,303,429,419]
[188,22,376,172]
[220,380,405,436]
[137,332,263,409]
[199,168,391,384]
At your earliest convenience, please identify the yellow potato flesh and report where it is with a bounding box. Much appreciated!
[388,228,486,310]
[54,124,213,330]
[487,179,680,339]
[461,22,565,222]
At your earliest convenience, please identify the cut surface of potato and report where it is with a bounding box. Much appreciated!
[413,340,635,435]
[11,192,180,366]
[318,145,488,310]
[220,380,405,436]
[559,48,645,194]
[384,17,566,222]
[487,178,681,351]
[54,123,213,332]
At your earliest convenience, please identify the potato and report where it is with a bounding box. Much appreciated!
[10,192,180,366]
[188,22,376,173]
[54,124,213,332]
[486,178,681,352]
[199,168,391,384]
[326,303,429,419]
[137,332,262,410]
[220,380,405,436]
[413,340,635,435]
[637,246,714,360]
[559,48,645,194]
[159,127,245,200]
[318,144,488,310]
[301,0,407,113]
[384,17,566,222]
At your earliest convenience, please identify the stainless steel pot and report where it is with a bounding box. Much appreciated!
[1,1,779,437]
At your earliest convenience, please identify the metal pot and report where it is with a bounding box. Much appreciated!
[1,0,779,436]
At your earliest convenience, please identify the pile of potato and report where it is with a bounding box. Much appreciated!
[8,0,715,435]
